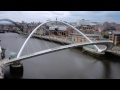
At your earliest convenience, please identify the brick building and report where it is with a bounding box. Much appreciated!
[109,31,120,45]
[68,33,101,43]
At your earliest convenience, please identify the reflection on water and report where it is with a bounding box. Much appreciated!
[1,32,120,79]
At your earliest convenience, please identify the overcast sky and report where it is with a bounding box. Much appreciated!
[0,11,120,23]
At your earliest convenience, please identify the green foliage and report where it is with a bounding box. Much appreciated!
[76,26,82,29]
[103,34,109,38]
[46,25,49,29]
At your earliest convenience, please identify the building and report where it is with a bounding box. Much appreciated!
[109,31,120,45]
[77,19,91,26]
[68,33,101,43]
[26,22,39,34]
[90,22,102,26]
[93,25,104,31]
[80,29,94,34]
[80,25,93,30]
[35,28,46,35]
[48,26,68,36]
[66,27,78,35]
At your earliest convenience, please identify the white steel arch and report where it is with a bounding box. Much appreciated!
[17,20,102,58]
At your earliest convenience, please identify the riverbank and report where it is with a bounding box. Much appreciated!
[105,46,120,57]
[32,35,106,57]
[32,35,71,45]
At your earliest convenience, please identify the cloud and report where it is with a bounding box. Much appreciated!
[0,11,120,23]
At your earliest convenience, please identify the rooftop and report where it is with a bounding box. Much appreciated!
[49,26,67,31]
[112,31,120,35]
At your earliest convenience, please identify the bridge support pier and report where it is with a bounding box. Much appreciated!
[10,62,23,78]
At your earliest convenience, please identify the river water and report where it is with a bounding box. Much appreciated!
[0,32,120,79]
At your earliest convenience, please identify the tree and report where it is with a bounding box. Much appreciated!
[103,34,109,38]
[76,26,82,29]
[46,25,49,29]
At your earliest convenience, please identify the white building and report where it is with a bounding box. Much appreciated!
[77,19,91,26]
[90,22,97,26]
[90,22,103,26]
[49,25,67,30]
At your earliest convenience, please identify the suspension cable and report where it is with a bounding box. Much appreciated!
[53,28,66,45]
[34,36,42,51]
[29,37,35,53]
[46,28,66,46]
[39,34,50,49]
[37,28,58,48]
[16,34,23,56]
[26,40,29,55]
[43,31,59,47]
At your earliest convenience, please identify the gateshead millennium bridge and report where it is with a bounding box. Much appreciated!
[0,19,113,79]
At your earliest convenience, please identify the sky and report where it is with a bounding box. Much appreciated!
[0,11,120,24]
